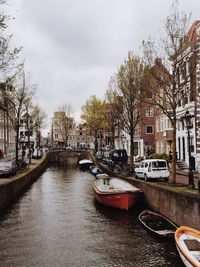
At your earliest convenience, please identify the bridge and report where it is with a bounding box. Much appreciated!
[47,149,90,165]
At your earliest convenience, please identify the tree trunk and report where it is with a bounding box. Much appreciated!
[94,131,98,152]
[111,125,115,149]
[170,119,176,184]
[15,129,19,163]
[130,131,134,167]
[28,133,31,164]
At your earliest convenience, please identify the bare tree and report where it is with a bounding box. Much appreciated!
[142,0,192,183]
[0,0,22,79]
[57,103,74,147]
[24,99,46,164]
[115,52,145,167]
[0,71,35,162]
[104,76,123,149]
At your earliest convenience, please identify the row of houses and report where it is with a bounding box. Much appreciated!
[115,20,200,173]
[50,21,200,173]
[0,112,41,159]
[0,83,42,159]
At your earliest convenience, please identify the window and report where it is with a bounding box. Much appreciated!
[55,133,58,139]
[146,108,154,117]
[167,119,172,129]
[134,127,140,136]
[156,118,160,132]
[160,116,164,131]
[146,91,153,99]
[180,62,186,82]
[152,161,166,168]
[146,126,154,134]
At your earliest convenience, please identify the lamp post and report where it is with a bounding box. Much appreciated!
[181,110,195,189]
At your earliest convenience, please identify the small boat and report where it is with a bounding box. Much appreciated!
[89,165,96,172]
[96,173,109,179]
[79,159,93,170]
[91,167,104,176]
[175,226,200,267]
[92,177,142,210]
[138,210,177,238]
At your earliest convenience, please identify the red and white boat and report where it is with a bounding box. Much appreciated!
[93,177,142,210]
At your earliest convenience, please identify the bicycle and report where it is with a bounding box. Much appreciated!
[113,162,134,176]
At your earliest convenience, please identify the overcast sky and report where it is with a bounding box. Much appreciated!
[4,0,200,134]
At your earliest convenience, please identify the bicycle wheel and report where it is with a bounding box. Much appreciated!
[113,164,121,174]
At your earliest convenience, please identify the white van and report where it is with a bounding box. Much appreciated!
[134,159,169,182]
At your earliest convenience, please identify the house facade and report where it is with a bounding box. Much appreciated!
[67,122,94,150]
[0,82,15,158]
[175,20,200,171]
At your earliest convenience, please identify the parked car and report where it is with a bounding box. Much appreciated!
[134,159,169,182]
[0,161,18,177]
[108,149,128,168]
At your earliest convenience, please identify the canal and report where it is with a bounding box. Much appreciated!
[0,164,184,267]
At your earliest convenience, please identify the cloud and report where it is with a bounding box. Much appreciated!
[4,0,200,135]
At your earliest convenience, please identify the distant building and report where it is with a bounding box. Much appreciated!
[51,111,70,147]
[51,112,94,149]
[18,114,37,149]
[68,122,94,150]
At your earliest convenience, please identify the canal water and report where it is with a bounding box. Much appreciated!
[0,164,184,267]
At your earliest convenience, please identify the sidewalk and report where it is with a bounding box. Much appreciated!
[0,157,45,186]
[171,168,200,189]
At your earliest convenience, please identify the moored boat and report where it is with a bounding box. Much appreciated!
[79,159,93,170]
[175,226,200,267]
[96,173,109,179]
[91,167,104,176]
[138,210,177,238]
[92,177,142,210]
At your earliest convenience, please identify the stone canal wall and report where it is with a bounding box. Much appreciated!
[126,178,200,229]
[0,156,48,212]
[93,154,200,229]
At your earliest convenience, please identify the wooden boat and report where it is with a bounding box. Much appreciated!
[92,177,142,210]
[138,210,177,238]
[79,159,93,170]
[175,226,200,267]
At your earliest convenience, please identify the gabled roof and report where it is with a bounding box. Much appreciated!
[187,20,200,44]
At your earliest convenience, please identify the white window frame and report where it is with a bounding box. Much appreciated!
[146,125,154,134]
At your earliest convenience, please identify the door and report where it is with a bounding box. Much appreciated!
[178,137,181,161]
[182,137,185,161]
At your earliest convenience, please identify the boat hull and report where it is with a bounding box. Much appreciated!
[175,226,200,267]
[139,210,177,238]
[176,246,193,267]
[95,192,141,210]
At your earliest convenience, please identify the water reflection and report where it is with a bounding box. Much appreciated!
[0,164,184,267]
